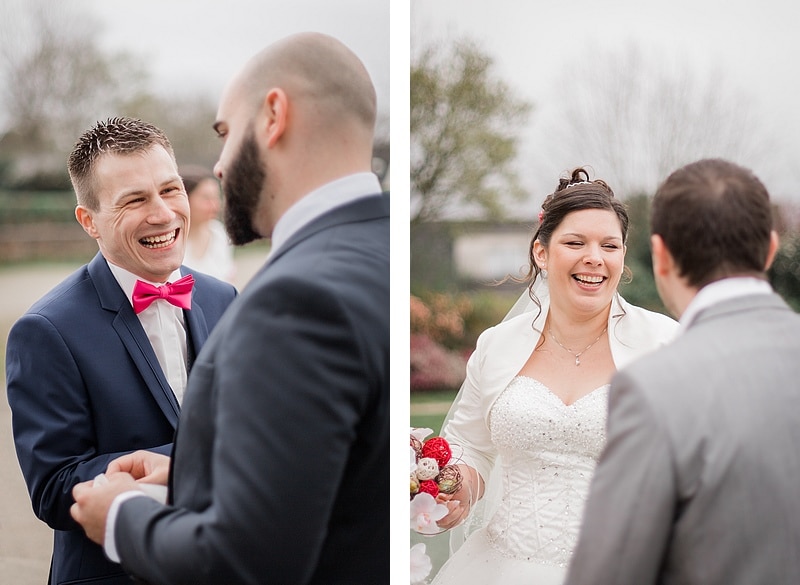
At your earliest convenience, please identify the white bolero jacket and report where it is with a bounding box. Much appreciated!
[443,292,679,484]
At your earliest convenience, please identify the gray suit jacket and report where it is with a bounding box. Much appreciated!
[113,193,389,584]
[566,292,800,585]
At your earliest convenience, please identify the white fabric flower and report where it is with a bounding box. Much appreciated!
[410,446,418,474]
[410,542,433,584]
[410,427,434,442]
[410,492,448,534]
[415,457,439,481]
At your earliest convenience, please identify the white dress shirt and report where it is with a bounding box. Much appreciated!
[107,261,189,403]
[104,261,192,562]
[678,276,773,334]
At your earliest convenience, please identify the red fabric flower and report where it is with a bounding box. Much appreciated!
[418,479,439,498]
[421,437,452,468]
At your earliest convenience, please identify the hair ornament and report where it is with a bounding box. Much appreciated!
[538,210,544,223]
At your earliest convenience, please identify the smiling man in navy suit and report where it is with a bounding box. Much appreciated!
[71,32,389,584]
[5,117,237,585]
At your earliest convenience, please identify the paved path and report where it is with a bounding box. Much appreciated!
[0,249,267,584]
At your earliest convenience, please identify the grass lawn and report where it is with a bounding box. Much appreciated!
[410,389,457,435]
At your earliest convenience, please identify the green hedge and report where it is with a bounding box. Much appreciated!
[0,190,76,224]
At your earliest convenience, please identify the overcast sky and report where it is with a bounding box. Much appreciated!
[411,0,800,203]
[85,0,390,119]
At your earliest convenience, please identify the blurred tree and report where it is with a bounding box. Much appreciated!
[372,112,390,189]
[125,95,391,187]
[0,0,149,188]
[768,233,800,312]
[617,193,665,312]
[0,0,392,192]
[768,205,800,311]
[618,195,800,314]
[119,93,222,171]
[411,38,532,224]
[545,43,771,199]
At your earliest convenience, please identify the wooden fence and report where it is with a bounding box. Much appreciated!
[0,222,95,263]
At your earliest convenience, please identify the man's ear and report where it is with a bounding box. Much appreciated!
[650,234,672,277]
[261,88,288,149]
[764,230,780,271]
[75,206,99,240]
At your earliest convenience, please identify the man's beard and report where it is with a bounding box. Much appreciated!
[221,129,266,246]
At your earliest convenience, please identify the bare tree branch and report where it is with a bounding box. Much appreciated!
[543,43,770,198]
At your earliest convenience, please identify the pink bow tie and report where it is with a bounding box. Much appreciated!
[132,274,195,314]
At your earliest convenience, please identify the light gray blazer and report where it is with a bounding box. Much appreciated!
[565,293,800,585]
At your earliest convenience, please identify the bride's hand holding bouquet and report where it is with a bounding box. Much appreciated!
[433,464,484,530]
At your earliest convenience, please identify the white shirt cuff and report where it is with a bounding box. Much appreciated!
[104,491,149,563]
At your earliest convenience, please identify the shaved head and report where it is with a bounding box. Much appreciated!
[236,32,376,132]
[213,32,377,242]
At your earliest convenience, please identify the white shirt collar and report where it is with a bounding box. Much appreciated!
[679,276,773,333]
[269,172,381,258]
[106,261,184,307]
[106,259,188,402]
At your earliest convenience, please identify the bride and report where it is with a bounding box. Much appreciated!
[430,168,678,584]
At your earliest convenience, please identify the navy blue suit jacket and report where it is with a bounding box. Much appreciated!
[114,193,390,584]
[5,252,236,585]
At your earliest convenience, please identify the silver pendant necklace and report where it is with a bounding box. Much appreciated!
[548,326,608,366]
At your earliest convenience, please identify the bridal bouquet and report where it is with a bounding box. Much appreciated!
[410,428,466,584]
[409,427,462,535]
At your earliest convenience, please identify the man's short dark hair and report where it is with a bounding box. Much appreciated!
[651,158,773,288]
[68,117,175,210]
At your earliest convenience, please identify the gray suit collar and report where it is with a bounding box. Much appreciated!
[688,292,792,330]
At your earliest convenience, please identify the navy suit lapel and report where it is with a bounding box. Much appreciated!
[181,272,210,371]
[87,254,181,425]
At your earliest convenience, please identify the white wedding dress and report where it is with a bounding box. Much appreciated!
[431,376,608,585]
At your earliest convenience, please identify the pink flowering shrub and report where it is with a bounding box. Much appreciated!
[410,291,511,392]
[410,334,467,391]
[410,293,471,346]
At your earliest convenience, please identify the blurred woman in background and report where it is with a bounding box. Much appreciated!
[180,165,236,285]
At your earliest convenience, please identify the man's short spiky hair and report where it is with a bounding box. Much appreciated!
[68,117,176,210]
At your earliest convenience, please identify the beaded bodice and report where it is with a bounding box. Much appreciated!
[485,376,608,567]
